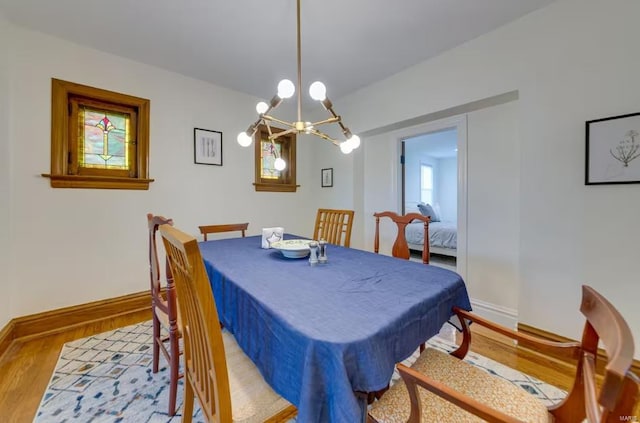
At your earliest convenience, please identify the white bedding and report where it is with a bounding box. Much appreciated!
[405,221,457,250]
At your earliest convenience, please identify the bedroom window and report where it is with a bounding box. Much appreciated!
[420,164,434,204]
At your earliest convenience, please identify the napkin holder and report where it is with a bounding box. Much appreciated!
[261,227,284,249]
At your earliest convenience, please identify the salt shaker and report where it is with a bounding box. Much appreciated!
[318,239,328,264]
[308,241,319,266]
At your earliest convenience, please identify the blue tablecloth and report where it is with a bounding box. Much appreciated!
[200,235,471,423]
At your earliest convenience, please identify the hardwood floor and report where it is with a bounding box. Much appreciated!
[0,310,637,422]
[0,309,150,423]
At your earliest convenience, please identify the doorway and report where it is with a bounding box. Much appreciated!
[398,116,467,278]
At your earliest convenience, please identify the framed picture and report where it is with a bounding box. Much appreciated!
[586,113,640,185]
[194,128,222,166]
[321,168,333,187]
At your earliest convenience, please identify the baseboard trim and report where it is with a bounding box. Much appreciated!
[470,298,518,330]
[518,323,640,377]
[0,291,150,359]
[0,320,15,360]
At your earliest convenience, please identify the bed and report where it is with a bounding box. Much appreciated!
[405,220,457,257]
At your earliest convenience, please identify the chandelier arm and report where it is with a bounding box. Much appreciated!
[309,116,341,127]
[338,121,350,133]
[307,128,340,146]
[268,127,298,141]
[264,121,274,137]
[245,119,263,136]
[320,105,351,138]
[321,99,352,135]
[262,114,296,129]
[321,98,333,110]
[269,94,283,110]
[296,0,302,123]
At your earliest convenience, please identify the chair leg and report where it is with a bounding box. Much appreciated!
[152,315,160,373]
[182,375,195,423]
[168,330,180,416]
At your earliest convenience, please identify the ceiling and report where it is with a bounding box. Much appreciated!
[0,0,555,107]
[405,128,458,158]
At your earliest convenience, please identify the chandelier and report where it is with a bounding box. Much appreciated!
[236,0,360,171]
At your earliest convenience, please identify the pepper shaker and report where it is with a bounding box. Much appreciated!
[318,239,328,264]
[308,241,319,266]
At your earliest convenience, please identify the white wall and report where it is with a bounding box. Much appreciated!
[466,102,519,314]
[318,0,640,355]
[437,157,457,222]
[5,24,316,318]
[303,132,356,212]
[0,12,11,328]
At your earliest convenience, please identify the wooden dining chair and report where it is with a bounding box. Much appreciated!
[313,208,354,247]
[147,213,182,416]
[159,224,297,423]
[368,285,639,423]
[374,211,430,264]
[198,222,249,241]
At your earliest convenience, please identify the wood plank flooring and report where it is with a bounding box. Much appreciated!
[0,309,150,423]
[0,310,637,422]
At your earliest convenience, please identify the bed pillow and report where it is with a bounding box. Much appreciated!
[417,202,440,222]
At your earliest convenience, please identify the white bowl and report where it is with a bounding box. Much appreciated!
[270,239,312,259]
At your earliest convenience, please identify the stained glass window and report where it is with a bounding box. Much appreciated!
[80,109,130,170]
[253,124,297,192]
[261,140,282,179]
[46,78,151,190]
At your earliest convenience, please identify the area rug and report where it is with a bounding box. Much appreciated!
[34,321,566,422]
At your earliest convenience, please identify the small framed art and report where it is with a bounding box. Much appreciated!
[321,168,333,188]
[194,128,222,166]
[585,113,640,185]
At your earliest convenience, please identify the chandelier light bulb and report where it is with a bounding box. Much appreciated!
[277,79,295,99]
[237,132,253,147]
[309,81,327,101]
[340,141,354,154]
[274,157,287,171]
[256,101,269,114]
[347,134,361,149]
[304,122,313,133]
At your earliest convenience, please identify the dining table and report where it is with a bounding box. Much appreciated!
[199,235,471,423]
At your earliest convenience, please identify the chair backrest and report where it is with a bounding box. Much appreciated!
[147,213,178,315]
[552,285,639,422]
[374,211,430,264]
[159,224,233,423]
[313,208,354,247]
[198,222,249,241]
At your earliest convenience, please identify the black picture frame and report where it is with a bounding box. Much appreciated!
[585,112,640,185]
[194,128,223,166]
[321,168,333,187]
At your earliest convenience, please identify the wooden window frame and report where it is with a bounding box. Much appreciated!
[43,79,153,190]
[253,124,299,192]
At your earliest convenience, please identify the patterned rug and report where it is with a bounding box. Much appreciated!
[34,321,566,422]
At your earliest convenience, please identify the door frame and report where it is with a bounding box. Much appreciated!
[395,115,468,280]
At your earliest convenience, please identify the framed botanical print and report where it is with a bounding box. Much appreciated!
[586,112,640,185]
